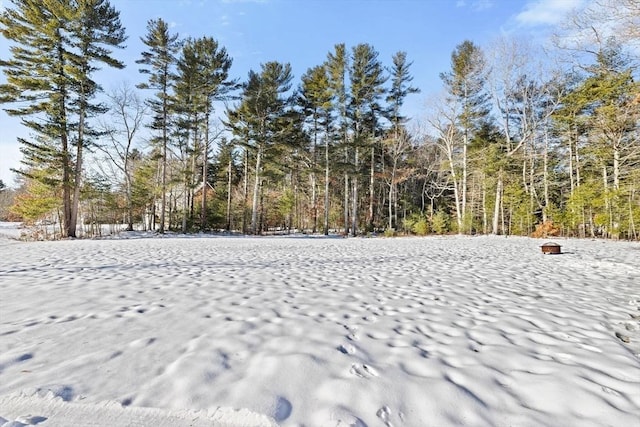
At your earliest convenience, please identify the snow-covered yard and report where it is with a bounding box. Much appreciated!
[0,231,639,426]
[0,222,23,241]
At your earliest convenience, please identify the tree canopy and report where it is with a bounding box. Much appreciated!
[1,1,638,240]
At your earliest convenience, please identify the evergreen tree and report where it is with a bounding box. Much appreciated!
[226,61,294,234]
[173,38,204,233]
[210,137,240,231]
[299,64,332,233]
[580,45,637,191]
[174,36,235,231]
[349,43,387,235]
[563,44,640,237]
[325,43,350,234]
[69,0,126,235]
[129,152,158,231]
[384,51,420,230]
[136,18,180,233]
[553,72,588,196]
[0,0,126,237]
[10,171,61,228]
[387,51,421,134]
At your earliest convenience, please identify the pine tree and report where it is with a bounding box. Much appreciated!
[300,64,332,233]
[384,51,420,230]
[0,0,126,237]
[69,0,126,235]
[580,45,637,191]
[174,36,235,231]
[326,43,350,234]
[349,43,387,235]
[210,137,239,231]
[136,18,180,233]
[566,44,640,237]
[226,62,294,234]
[173,38,204,233]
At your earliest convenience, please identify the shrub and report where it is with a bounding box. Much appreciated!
[531,221,560,238]
[402,214,418,234]
[383,228,396,237]
[412,217,429,236]
[431,210,449,235]
[402,213,429,236]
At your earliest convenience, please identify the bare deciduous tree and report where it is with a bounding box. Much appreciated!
[97,83,146,231]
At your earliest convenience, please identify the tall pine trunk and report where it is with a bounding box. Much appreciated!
[226,154,232,232]
[201,108,210,231]
[351,148,359,237]
[368,146,375,230]
[311,172,317,233]
[251,145,263,234]
[343,145,350,235]
[159,102,168,233]
[242,149,249,234]
[71,57,91,238]
[56,35,73,238]
[324,133,330,236]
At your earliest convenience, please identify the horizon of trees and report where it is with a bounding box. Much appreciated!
[1,0,638,240]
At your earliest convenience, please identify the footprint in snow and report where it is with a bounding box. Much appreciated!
[337,344,356,355]
[343,324,360,341]
[376,405,393,427]
[362,315,378,323]
[350,363,378,379]
[367,331,389,340]
[615,332,630,343]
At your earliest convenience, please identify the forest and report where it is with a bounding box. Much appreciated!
[0,0,639,240]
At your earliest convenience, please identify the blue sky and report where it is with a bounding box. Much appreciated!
[0,0,585,187]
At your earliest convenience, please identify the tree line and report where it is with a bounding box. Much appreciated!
[1,0,638,240]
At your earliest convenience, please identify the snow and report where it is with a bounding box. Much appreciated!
[1,231,639,426]
[0,392,276,427]
[0,223,22,240]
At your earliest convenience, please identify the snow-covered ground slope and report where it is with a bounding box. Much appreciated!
[0,234,638,426]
